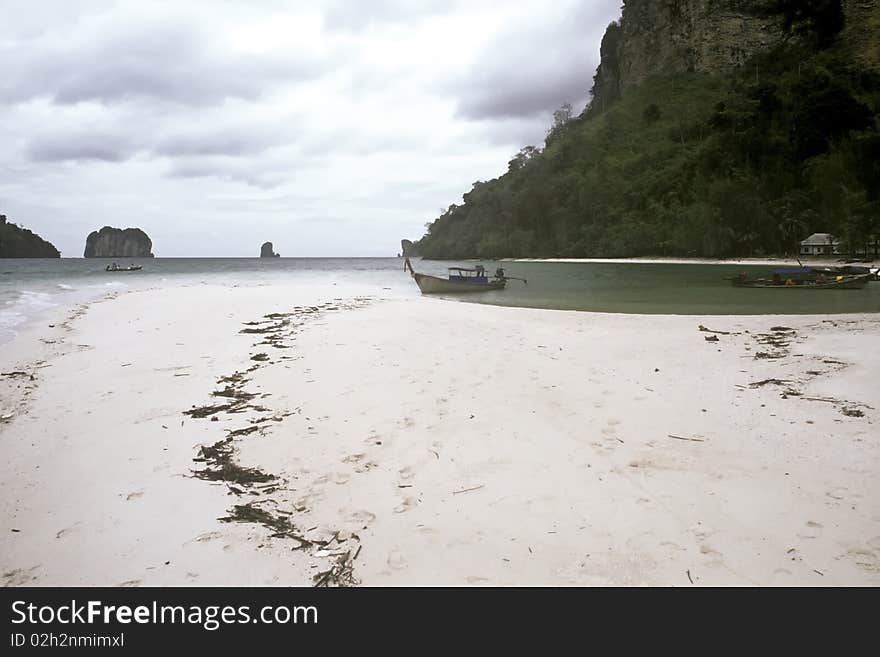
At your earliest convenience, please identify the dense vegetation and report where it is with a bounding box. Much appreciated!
[416,3,880,259]
[0,214,60,258]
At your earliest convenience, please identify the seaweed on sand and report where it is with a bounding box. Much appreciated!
[226,425,262,437]
[212,386,257,401]
[219,502,312,548]
[192,437,275,486]
[313,546,362,587]
[185,401,246,418]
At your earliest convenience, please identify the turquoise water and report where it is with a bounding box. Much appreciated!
[414,259,880,315]
[0,257,411,344]
[2,257,878,344]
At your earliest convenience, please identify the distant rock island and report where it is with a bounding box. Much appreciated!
[260,241,280,257]
[0,214,61,258]
[84,227,154,258]
[400,239,418,257]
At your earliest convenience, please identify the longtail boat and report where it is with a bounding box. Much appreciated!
[731,269,870,289]
[412,266,506,294]
[105,264,143,272]
[408,263,527,294]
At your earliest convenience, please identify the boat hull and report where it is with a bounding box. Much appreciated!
[413,273,506,294]
[732,274,870,289]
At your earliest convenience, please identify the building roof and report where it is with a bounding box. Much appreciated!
[800,233,839,246]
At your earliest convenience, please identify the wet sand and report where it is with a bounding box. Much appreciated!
[1,282,878,585]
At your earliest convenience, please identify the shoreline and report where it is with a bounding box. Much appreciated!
[1,282,878,585]
[506,257,878,267]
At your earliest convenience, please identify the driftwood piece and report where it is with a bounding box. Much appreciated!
[668,434,705,442]
[453,485,485,495]
[698,325,732,335]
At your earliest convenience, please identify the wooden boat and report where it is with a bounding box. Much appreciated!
[412,266,507,294]
[731,272,870,289]
[105,264,142,272]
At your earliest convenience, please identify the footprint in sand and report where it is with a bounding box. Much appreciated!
[126,491,144,501]
[591,440,616,455]
[2,567,40,586]
[347,510,377,527]
[387,551,407,570]
[847,549,880,572]
[398,466,415,481]
[333,472,351,485]
[769,568,793,583]
[55,523,80,539]
[826,487,847,501]
[393,496,418,514]
[797,521,823,539]
[194,531,222,543]
[689,523,714,540]
[119,579,142,587]
[342,453,366,464]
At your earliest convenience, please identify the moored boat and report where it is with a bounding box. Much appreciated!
[412,266,507,294]
[731,271,870,289]
[105,263,142,272]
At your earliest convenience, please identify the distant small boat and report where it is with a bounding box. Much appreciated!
[105,264,142,272]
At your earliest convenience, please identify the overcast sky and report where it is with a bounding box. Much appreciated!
[1,0,622,257]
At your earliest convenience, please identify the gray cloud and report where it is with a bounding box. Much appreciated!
[0,16,330,107]
[155,122,295,158]
[165,157,293,189]
[454,1,620,120]
[321,0,453,31]
[26,130,141,162]
[0,0,624,257]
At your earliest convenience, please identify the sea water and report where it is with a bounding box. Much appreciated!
[1,257,878,346]
[0,257,414,346]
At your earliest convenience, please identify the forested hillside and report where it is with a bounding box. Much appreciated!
[0,214,61,258]
[415,0,880,259]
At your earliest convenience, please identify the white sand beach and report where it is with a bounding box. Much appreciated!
[1,281,878,586]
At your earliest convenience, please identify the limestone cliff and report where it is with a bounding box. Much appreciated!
[260,241,280,257]
[84,227,154,258]
[590,0,878,112]
[592,1,784,110]
[0,214,61,258]
[400,239,419,257]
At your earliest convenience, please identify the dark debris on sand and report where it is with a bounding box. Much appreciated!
[183,296,374,585]
[220,502,313,549]
[192,437,275,487]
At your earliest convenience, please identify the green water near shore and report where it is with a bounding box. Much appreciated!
[416,260,880,315]
[1,258,878,344]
